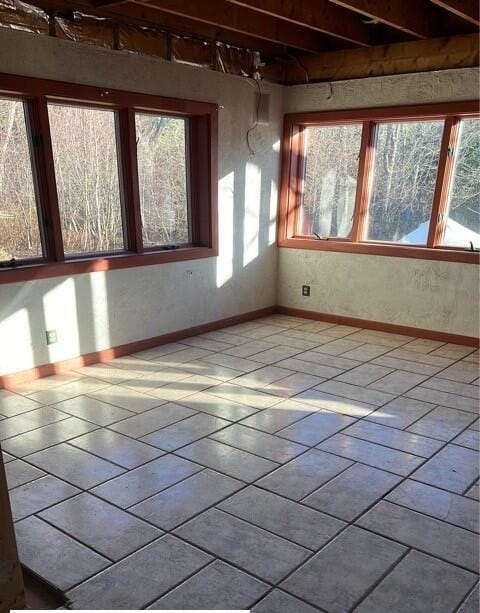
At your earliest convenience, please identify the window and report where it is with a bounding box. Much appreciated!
[49,104,125,255]
[279,102,479,263]
[0,74,217,283]
[367,120,443,244]
[0,98,43,262]
[135,114,189,248]
[443,118,480,248]
[300,124,362,238]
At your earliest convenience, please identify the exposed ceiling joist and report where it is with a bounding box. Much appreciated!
[93,0,128,6]
[328,0,438,39]
[430,0,480,26]
[30,0,288,58]
[106,2,287,56]
[224,0,372,46]
[264,33,479,83]
[134,0,332,53]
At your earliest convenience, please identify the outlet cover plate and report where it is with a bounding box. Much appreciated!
[46,330,57,345]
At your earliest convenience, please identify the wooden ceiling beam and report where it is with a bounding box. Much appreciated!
[29,0,288,59]
[134,0,332,52]
[263,33,479,83]
[111,3,291,57]
[430,0,480,26]
[328,0,439,39]
[93,0,128,6]
[224,0,372,46]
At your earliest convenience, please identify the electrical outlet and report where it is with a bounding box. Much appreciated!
[46,330,57,345]
[302,285,311,297]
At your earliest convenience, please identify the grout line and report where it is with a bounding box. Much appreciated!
[347,547,412,612]
[454,578,480,613]
[4,316,479,608]
[213,505,320,553]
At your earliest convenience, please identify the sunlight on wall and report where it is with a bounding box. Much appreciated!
[272,139,281,153]
[42,277,80,362]
[269,178,278,245]
[216,171,234,288]
[243,161,262,266]
[89,271,111,349]
[0,308,32,375]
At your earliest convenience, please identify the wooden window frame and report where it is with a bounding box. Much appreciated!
[278,101,479,264]
[0,73,218,284]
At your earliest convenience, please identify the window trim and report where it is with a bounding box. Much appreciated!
[278,101,479,264]
[0,73,218,284]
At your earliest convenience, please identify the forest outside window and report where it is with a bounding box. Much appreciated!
[48,104,125,255]
[300,124,362,239]
[135,114,190,249]
[280,102,480,263]
[0,74,218,283]
[0,98,43,263]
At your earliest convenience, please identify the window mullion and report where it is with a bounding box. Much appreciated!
[351,120,375,242]
[28,96,64,261]
[118,108,143,253]
[427,117,460,248]
[293,126,306,237]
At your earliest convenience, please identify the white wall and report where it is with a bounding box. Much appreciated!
[279,69,479,338]
[0,30,282,375]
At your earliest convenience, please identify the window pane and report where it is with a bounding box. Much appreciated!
[443,119,480,248]
[366,120,443,244]
[135,114,189,247]
[300,124,362,238]
[48,104,124,255]
[0,98,42,262]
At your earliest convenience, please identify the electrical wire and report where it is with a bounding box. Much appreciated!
[246,77,261,156]
[284,50,310,84]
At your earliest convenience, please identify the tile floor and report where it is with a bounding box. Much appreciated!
[1,314,479,611]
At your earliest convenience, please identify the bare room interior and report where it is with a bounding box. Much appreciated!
[0,1,479,612]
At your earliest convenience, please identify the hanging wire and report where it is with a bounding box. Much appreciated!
[246,77,261,156]
[283,50,310,84]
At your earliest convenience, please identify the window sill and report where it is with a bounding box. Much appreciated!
[0,246,218,284]
[278,237,479,264]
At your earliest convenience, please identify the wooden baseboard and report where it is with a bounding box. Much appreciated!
[277,306,480,347]
[2,303,478,389]
[0,306,275,389]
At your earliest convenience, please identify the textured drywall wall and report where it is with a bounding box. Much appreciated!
[279,69,480,338]
[278,249,479,337]
[284,67,479,113]
[0,30,282,375]
[0,35,478,375]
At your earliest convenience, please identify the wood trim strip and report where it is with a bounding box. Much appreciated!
[277,306,480,347]
[0,73,217,115]
[278,237,479,264]
[285,101,479,126]
[0,306,275,389]
[428,117,461,247]
[293,126,306,235]
[0,247,217,285]
[2,303,477,388]
[118,108,143,253]
[29,97,64,261]
[351,120,375,241]
[277,119,295,241]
